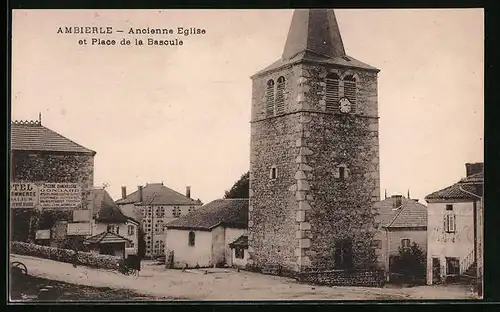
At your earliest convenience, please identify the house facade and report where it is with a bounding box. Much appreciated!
[10,119,96,247]
[229,235,250,268]
[248,9,381,274]
[425,163,483,286]
[165,199,248,268]
[89,188,140,255]
[373,195,427,280]
[116,183,202,257]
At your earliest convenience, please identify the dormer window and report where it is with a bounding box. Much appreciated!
[336,164,348,180]
[266,79,275,117]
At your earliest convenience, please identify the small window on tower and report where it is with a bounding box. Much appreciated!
[270,166,277,179]
[325,73,340,112]
[275,76,286,115]
[343,74,357,111]
[339,167,345,180]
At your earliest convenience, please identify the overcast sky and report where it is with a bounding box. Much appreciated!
[12,9,484,204]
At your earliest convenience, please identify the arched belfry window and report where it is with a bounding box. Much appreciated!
[275,76,286,115]
[325,73,340,112]
[343,75,357,111]
[266,79,275,117]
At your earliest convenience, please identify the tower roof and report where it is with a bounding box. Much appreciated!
[252,9,379,78]
[282,9,345,60]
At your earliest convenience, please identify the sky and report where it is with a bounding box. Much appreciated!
[11,9,484,204]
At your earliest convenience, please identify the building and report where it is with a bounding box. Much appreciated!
[425,163,483,287]
[165,199,248,268]
[116,183,203,257]
[248,9,381,274]
[84,188,139,256]
[373,194,427,280]
[10,119,96,247]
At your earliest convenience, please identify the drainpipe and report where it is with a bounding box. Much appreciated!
[385,227,390,282]
[459,184,483,297]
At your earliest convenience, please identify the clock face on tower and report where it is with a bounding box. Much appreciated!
[339,98,351,113]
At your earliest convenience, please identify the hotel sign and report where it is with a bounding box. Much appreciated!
[10,182,82,209]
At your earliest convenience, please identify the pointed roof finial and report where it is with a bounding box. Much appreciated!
[407,189,411,199]
[282,9,346,61]
[38,112,42,125]
[384,189,388,199]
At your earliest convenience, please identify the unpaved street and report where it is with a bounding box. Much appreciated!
[10,254,476,301]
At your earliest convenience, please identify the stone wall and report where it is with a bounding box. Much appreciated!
[297,269,385,287]
[249,61,380,273]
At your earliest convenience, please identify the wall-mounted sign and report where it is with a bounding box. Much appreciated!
[10,183,38,209]
[67,222,91,236]
[39,183,82,209]
[10,182,83,210]
[35,229,51,240]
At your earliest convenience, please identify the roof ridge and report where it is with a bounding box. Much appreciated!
[386,199,410,228]
[39,125,95,154]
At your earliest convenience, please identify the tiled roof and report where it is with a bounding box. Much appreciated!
[10,121,95,155]
[425,179,483,201]
[166,199,248,231]
[115,183,201,206]
[84,231,131,245]
[93,188,128,223]
[373,197,427,228]
[229,235,248,249]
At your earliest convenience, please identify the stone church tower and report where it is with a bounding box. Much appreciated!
[248,9,381,273]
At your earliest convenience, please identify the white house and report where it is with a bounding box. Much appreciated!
[116,183,203,257]
[424,163,483,286]
[229,235,249,268]
[83,188,140,257]
[165,199,248,268]
[373,194,427,280]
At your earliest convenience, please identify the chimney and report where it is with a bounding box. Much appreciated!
[391,195,403,208]
[186,186,191,198]
[121,186,127,199]
[138,185,143,203]
[465,163,483,177]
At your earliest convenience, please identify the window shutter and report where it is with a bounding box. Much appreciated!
[343,75,357,111]
[325,74,340,112]
[275,77,285,114]
[266,80,275,117]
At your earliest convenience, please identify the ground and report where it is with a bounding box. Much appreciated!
[10,254,477,301]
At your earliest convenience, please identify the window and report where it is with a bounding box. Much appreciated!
[444,214,456,233]
[275,76,285,114]
[266,79,275,117]
[128,225,135,236]
[270,166,277,179]
[339,167,345,180]
[188,231,195,247]
[188,206,195,213]
[155,220,164,234]
[446,257,460,275]
[334,239,353,269]
[156,206,165,218]
[343,75,357,110]
[107,224,115,232]
[173,207,181,218]
[325,73,340,112]
[126,241,135,248]
[401,238,411,248]
[116,227,120,235]
[235,248,244,259]
[446,204,453,211]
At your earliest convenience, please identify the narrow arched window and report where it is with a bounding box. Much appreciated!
[325,73,340,112]
[266,79,275,117]
[343,75,357,111]
[188,231,195,247]
[275,76,285,115]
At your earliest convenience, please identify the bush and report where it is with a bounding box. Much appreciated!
[11,241,120,270]
[390,242,426,284]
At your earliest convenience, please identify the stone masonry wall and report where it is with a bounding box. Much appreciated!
[297,269,385,287]
[11,151,95,212]
[249,61,380,273]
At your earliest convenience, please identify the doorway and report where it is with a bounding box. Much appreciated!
[432,257,441,284]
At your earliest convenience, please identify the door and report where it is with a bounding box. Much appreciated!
[432,258,440,283]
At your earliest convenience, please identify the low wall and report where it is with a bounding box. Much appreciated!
[297,269,386,287]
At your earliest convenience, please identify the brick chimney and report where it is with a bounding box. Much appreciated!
[465,163,483,177]
[138,185,143,203]
[121,186,127,199]
[186,186,191,198]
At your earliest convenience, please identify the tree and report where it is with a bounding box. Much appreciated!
[391,242,426,284]
[137,226,146,259]
[224,172,249,199]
